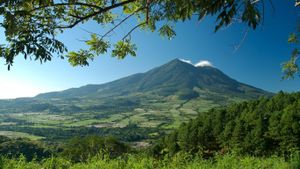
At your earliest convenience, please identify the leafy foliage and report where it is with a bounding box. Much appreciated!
[283,32,300,79]
[159,25,176,40]
[86,34,110,55]
[0,0,269,69]
[112,40,137,59]
[67,49,94,66]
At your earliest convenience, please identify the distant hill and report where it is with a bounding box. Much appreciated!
[36,59,271,100]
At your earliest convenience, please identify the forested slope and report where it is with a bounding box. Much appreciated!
[155,92,300,157]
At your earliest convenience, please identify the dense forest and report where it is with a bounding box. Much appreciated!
[0,92,299,168]
[154,92,300,158]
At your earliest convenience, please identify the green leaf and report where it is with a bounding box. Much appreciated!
[281,50,299,79]
[288,33,298,44]
[123,2,142,14]
[112,40,137,59]
[93,12,116,24]
[86,34,110,55]
[158,25,176,40]
[67,50,94,67]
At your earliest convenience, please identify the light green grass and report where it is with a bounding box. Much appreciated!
[64,119,104,127]
[0,131,44,140]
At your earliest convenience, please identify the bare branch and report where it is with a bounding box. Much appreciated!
[233,28,250,53]
[122,22,147,41]
[80,28,102,37]
[101,7,145,39]
[267,0,276,14]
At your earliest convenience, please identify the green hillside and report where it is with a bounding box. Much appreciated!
[0,59,272,143]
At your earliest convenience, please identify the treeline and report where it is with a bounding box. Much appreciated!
[0,124,162,142]
[0,135,129,162]
[0,97,141,114]
[153,92,300,157]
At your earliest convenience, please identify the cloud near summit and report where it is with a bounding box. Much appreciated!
[179,59,192,64]
[179,59,213,67]
[195,60,214,67]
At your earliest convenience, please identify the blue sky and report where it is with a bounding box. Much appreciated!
[0,1,299,99]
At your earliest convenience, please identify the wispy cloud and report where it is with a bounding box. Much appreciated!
[195,60,214,67]
[179,59,192,65]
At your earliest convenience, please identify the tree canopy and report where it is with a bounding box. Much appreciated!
[0,0,298,78]
[153,92,300,158]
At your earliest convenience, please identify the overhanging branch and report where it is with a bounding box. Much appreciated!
[101,7,146,40]
[28,2,104,13]
[56,0,137,29]
[122,22,147,40]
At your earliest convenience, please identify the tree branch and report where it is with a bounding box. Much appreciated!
[28,2,104,13]
[56,0,137,29]
[101,7,145,39]
[122,22,147,40]
[233,28,250,53]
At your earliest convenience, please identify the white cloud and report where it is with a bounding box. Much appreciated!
[195,60,214,67]
[179,59,192,65]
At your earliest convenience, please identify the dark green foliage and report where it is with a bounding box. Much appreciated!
[155,92,300,157]
[62,135,129,162]
[177,89,199,100]
[0,136,10,143]
[0,137,51,161]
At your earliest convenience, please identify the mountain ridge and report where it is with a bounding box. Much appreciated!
[36,58,271,100]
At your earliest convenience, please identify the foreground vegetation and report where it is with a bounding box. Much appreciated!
[0,135,298,169]
[1,153,298,169]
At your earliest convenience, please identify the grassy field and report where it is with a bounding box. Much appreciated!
[0,94,244,143]
[0,131,44,140]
